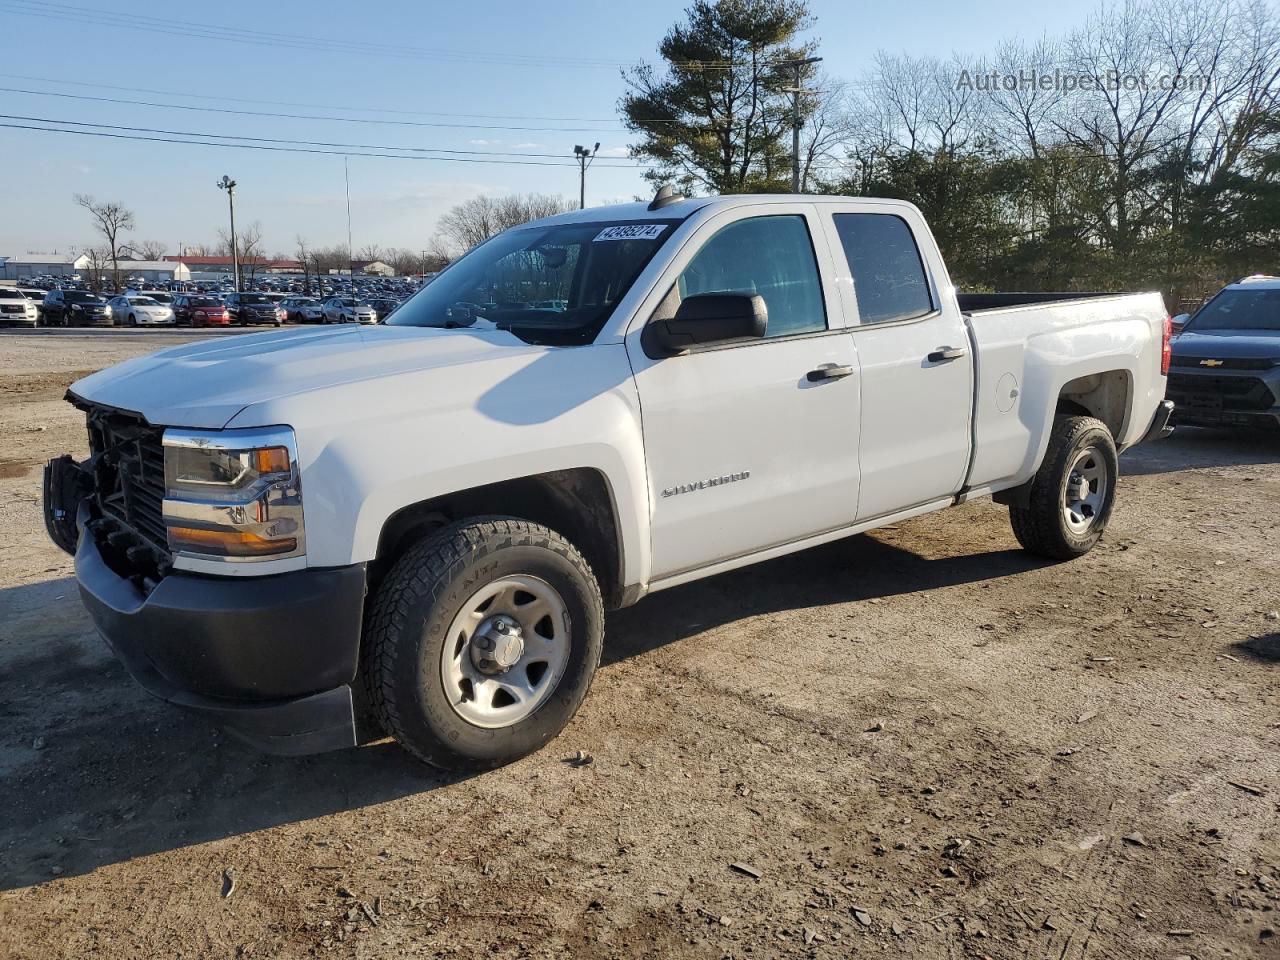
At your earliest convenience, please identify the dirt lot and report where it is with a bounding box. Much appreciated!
[1,328,1278,960]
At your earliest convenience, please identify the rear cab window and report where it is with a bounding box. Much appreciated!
[832,213,934,325]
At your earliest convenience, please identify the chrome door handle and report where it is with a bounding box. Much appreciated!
[927,346,967,362]
[806,364,855,382]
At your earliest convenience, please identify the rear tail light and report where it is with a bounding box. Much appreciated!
[222,309,231,321]
[1161,314,1172,376]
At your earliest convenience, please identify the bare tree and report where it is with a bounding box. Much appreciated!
[219,222,266,282]
[295,236,314,294]
[81,246,110,293]
[74,194,134,293]
[126,239,167,261]
[798,74,856,190]
[356,243,385,264]
[434,193,573,257]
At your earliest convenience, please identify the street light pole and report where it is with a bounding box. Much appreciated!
[787,57,822,194]
[216,175,240,292]
[573,142,600,210]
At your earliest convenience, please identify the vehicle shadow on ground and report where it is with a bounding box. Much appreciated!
[1122,426,1280,476]
[604,532,1047,666]
[0,533,1042,891]
[1233,633,1280,664]
[0,576,470,891]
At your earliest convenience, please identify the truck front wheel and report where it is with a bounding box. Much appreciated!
[363,517,604,770]
[1009,415,1118,560]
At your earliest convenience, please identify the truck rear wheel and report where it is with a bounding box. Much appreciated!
[363,517,604,770]
[1009,415,1118,560]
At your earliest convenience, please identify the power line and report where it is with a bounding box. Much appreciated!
[0,72,640,124]
[0,120,640,167]
[0,85,629,133]
[0,113,641,162]
[0,1,831,74]
[0,0,627,70]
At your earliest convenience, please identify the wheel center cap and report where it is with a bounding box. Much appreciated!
[471,616,525,674]
[1066,473,1089,504]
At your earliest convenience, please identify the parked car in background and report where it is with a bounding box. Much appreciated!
[108,295,175,326]
[43,289,112,327]
[322,297,376,324]
[17,288,46,324]
[0,287,39,326]
[173,295,231,327]
[225,292,285,326]
[365,297,400,321]
[126,289,175,306]
[1167,275,1280,430]
[281,297,324,323]
[43,194,1173,769]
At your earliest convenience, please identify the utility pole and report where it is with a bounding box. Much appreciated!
[344,157,355,283]
[421,249,429,282]
[787,57,822,194]
[216,175,241,292]
[573,143,600,210]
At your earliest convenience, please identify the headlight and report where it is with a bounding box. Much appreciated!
[161,427,304,560]
[103,305,112,316]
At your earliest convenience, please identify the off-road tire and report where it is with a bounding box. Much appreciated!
[1010,415,1118,560]
[363,517,604,770]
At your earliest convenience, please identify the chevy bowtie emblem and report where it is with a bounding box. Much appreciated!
[1199,359,1225,367]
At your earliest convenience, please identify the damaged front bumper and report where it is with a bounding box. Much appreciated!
[42,456,367,756]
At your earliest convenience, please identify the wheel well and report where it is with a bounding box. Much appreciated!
[369,468,625,609]
[1056,370,1130,438]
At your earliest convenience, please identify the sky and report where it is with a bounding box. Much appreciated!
[0,0,1090,258]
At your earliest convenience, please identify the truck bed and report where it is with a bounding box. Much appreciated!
[960,290,1169,497]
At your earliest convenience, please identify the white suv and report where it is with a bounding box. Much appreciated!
[0,288,38,326]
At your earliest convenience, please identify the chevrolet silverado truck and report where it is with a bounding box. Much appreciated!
[43,192,1174,769]
[1167,275,1280,430]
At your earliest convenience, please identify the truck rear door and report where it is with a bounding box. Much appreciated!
[818,204,974,521]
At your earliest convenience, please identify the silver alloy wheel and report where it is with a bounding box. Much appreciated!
[1062,445,1108,532]
[440,574,570,729]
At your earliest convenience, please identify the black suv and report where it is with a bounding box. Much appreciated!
[225,292,284,326]
[1168,277,1280,430]
[43,289,113,327]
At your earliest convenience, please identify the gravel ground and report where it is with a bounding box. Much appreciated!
[1,328,1278,959]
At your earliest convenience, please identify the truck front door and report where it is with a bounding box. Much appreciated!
[820,205,974,521]
[627,205,862,582]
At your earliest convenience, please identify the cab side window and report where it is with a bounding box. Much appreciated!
[832,213,934,325]
[678,215,826,339]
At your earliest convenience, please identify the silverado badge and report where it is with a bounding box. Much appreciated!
[1198,359,1225,367]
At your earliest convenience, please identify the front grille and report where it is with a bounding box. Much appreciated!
[1166,373,1278,411]
[84,405,169,551]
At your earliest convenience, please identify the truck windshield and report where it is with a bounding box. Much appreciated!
[1190,288,1280,332]
[388,220,677,345]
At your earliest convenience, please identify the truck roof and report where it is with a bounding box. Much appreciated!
[529,193,917,228]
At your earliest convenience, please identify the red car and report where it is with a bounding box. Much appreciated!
[174,295,231,327]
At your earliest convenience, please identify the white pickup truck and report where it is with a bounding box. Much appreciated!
[43,192,1174,769]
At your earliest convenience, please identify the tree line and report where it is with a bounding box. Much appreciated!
[622,0,1280,305]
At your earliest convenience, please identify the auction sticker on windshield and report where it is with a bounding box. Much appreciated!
[594,224,668,242]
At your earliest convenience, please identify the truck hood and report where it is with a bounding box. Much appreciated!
[1173,329,1280,360]
[69,324,550,428]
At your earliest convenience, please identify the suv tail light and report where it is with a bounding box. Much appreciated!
[1161,314,1172,376]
